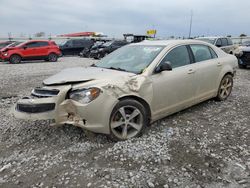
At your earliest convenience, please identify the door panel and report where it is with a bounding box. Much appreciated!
[189,45,222,101]
[151,64,197,119]
[150,45,197,119]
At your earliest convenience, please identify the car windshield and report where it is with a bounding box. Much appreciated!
[59,40,69,46]
[0,42,10,48]
[7,41,23,47]
[196,38,216,44]
[103,41,113,47]
[95,45,164,74]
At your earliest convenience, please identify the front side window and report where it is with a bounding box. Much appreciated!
[161,45,191,68]
[190,44,213,62]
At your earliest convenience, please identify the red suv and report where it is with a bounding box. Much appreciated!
[0,40,61,64]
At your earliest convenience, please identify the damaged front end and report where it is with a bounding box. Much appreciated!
[13,84,119,134]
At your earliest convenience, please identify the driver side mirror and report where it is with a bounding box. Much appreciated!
[216,44,222,47]
[155,61,172,73]
[23,46,27,50]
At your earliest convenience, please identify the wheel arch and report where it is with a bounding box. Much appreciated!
[118,95,152,122]
[48,51,58,56]
[10,53,22,58]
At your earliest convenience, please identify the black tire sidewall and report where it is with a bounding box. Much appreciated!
[109,99,148,141]
[48,53,58,62]
[10,55,21,64]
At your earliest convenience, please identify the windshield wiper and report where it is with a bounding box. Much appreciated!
[108,67,128,72]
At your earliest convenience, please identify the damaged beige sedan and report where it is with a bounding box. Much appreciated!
[13,40,238,140]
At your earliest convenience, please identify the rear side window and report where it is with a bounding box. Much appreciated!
[209,47,218,58]
[38,42,49,47]
[216,39,222,46]
[72,40,83,46]
[190,45,213,62]
[25,42,40,48]
[221,38,228,46]
[162,45,191,68]
[227,38,233,45]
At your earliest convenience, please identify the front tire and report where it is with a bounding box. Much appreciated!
[48,53,58,62]
[9,54,21,64]
[216,74,233,101]
[109,99,148,141]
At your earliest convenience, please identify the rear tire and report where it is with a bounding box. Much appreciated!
[48,53,58,62]
[9,54,21,64]
[215,74,233,101]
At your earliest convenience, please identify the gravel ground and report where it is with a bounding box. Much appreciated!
[0,57,249,188]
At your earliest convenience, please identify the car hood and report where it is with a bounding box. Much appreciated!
[0,47,17,52]
[43,66,136,85]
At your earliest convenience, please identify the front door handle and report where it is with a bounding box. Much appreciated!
[188,69,195,74]
[217,62,222,66]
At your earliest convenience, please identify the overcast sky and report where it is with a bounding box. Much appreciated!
[0,0,249,38]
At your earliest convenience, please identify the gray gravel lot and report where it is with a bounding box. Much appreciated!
[0,57,249,188]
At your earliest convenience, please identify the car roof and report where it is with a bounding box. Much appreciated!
[25,40,53,43]
[131,39,213,46]
[196,36,226,39]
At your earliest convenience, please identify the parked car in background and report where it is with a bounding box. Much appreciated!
[196,37,239,55]
[59,39,95,56]
[0,41,16,50]
[0,40,61,64]
[79,41,105,58]
[13,40,237,140]
[90,40,128,59]
[237,40,250,68]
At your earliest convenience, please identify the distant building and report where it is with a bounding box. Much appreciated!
[58,32,106,37]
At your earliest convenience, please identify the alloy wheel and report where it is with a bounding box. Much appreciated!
[218,76,233,99]
[110,105,143,140]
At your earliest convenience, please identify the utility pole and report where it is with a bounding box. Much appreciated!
[8,32,12,41]
[188,10,193,39]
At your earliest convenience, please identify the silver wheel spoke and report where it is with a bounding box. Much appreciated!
[111,105,144,140]
[119,107,126,120]
[128,109,140,121]
[122,125,128,139]
[221,89,225,97]
[129,122,141,131]
[111,121,124,128]
[226,82,232,88]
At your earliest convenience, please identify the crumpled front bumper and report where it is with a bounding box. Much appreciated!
[13,85,118,134]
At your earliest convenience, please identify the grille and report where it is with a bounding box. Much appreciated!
[16,103,55,113]
[31,88,59,98]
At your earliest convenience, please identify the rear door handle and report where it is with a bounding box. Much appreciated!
[188,69,195,74]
